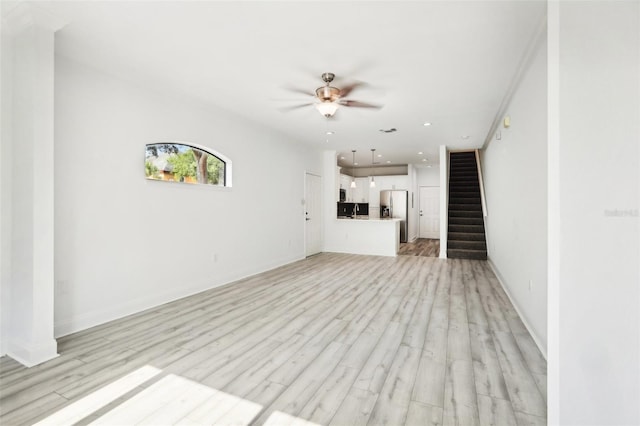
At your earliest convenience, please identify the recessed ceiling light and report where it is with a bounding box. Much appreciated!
[422,158,427,162]
[377,154,382,158]
[427,164,432,168]
[386,160,391,164]
[340,156,345,160]
[461,135,470,139]
[354,162,358,166]
[326,131,334,135]
[418,151,423,155]
[423,122,432,126]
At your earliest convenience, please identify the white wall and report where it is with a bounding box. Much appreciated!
[416,165,440,187]
[554,2,639,424]
[0,17,12,357]
[481,32,547,353]
[53,56,321,336]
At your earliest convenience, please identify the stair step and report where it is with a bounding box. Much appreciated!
[449,203,482,212]
[448,232,486,241]
[449,224,484,233]
[450,189,480,194]
[449,210,483,218]
[449,172,478,180]
[450,182,479,187]
[450,180,479,184]
[447,248,487,260]
[450,176,478,180]
[448,240,487,250]
[448,217,484,225]
[450,197,481,204]
[450,176,479,181]
[449,171,478,180]
[449,186,480,191]
[450,191,480,197]
[449,180,480,187]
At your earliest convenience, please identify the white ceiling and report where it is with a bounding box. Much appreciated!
[34,0,546,169]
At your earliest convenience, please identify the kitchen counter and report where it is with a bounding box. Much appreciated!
[336,216,399,222]
[327,216,400,256]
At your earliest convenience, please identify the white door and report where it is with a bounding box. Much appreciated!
[305,173,322,256]
[419,186,440,239]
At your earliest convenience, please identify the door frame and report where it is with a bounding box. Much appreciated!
[304,172,323,257]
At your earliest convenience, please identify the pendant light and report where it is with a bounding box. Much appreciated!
[350,150,357,188]
[370,149,376,188]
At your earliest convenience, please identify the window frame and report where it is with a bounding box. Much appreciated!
[145,141,233,188]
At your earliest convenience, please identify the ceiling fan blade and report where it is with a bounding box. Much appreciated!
[339,100,382,109]
[283,85,315,97]
[278,103,314,112]
[338,81,366,98]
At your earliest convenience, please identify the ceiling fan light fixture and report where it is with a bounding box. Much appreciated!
[316,101,339,117]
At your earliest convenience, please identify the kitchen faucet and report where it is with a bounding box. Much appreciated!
[353,203,359,218]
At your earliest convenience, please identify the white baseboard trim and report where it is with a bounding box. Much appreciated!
[54,254,305,338]
[6,337,59,367]
[487,257,547,360]
[323,246,397,257]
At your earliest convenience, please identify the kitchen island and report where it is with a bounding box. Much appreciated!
[326,216,401,257]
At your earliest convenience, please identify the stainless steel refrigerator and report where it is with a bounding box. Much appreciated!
[380,190,408,243]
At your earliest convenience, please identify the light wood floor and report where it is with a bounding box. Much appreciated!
[0,253,546,426]
[398,238,440,257]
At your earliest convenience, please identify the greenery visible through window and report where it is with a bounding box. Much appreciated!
[145,143,226,186]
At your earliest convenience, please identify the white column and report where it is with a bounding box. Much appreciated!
[438,145,448,258]
[2,3,65,366]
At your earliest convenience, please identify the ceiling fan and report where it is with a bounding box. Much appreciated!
[282,72,382,118]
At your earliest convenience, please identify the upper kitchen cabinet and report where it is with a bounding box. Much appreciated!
[339,174,352,190]
[374,175,408,190]
[339,174,353,201]
[352,177,369,203]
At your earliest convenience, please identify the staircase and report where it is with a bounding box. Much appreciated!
[447,151,487,260]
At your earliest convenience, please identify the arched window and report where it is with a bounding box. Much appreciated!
[145,142,232,187]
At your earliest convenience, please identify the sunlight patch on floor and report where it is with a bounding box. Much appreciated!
[88,373,262,425]
[32,365,162,426]
[31,365,265,426]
